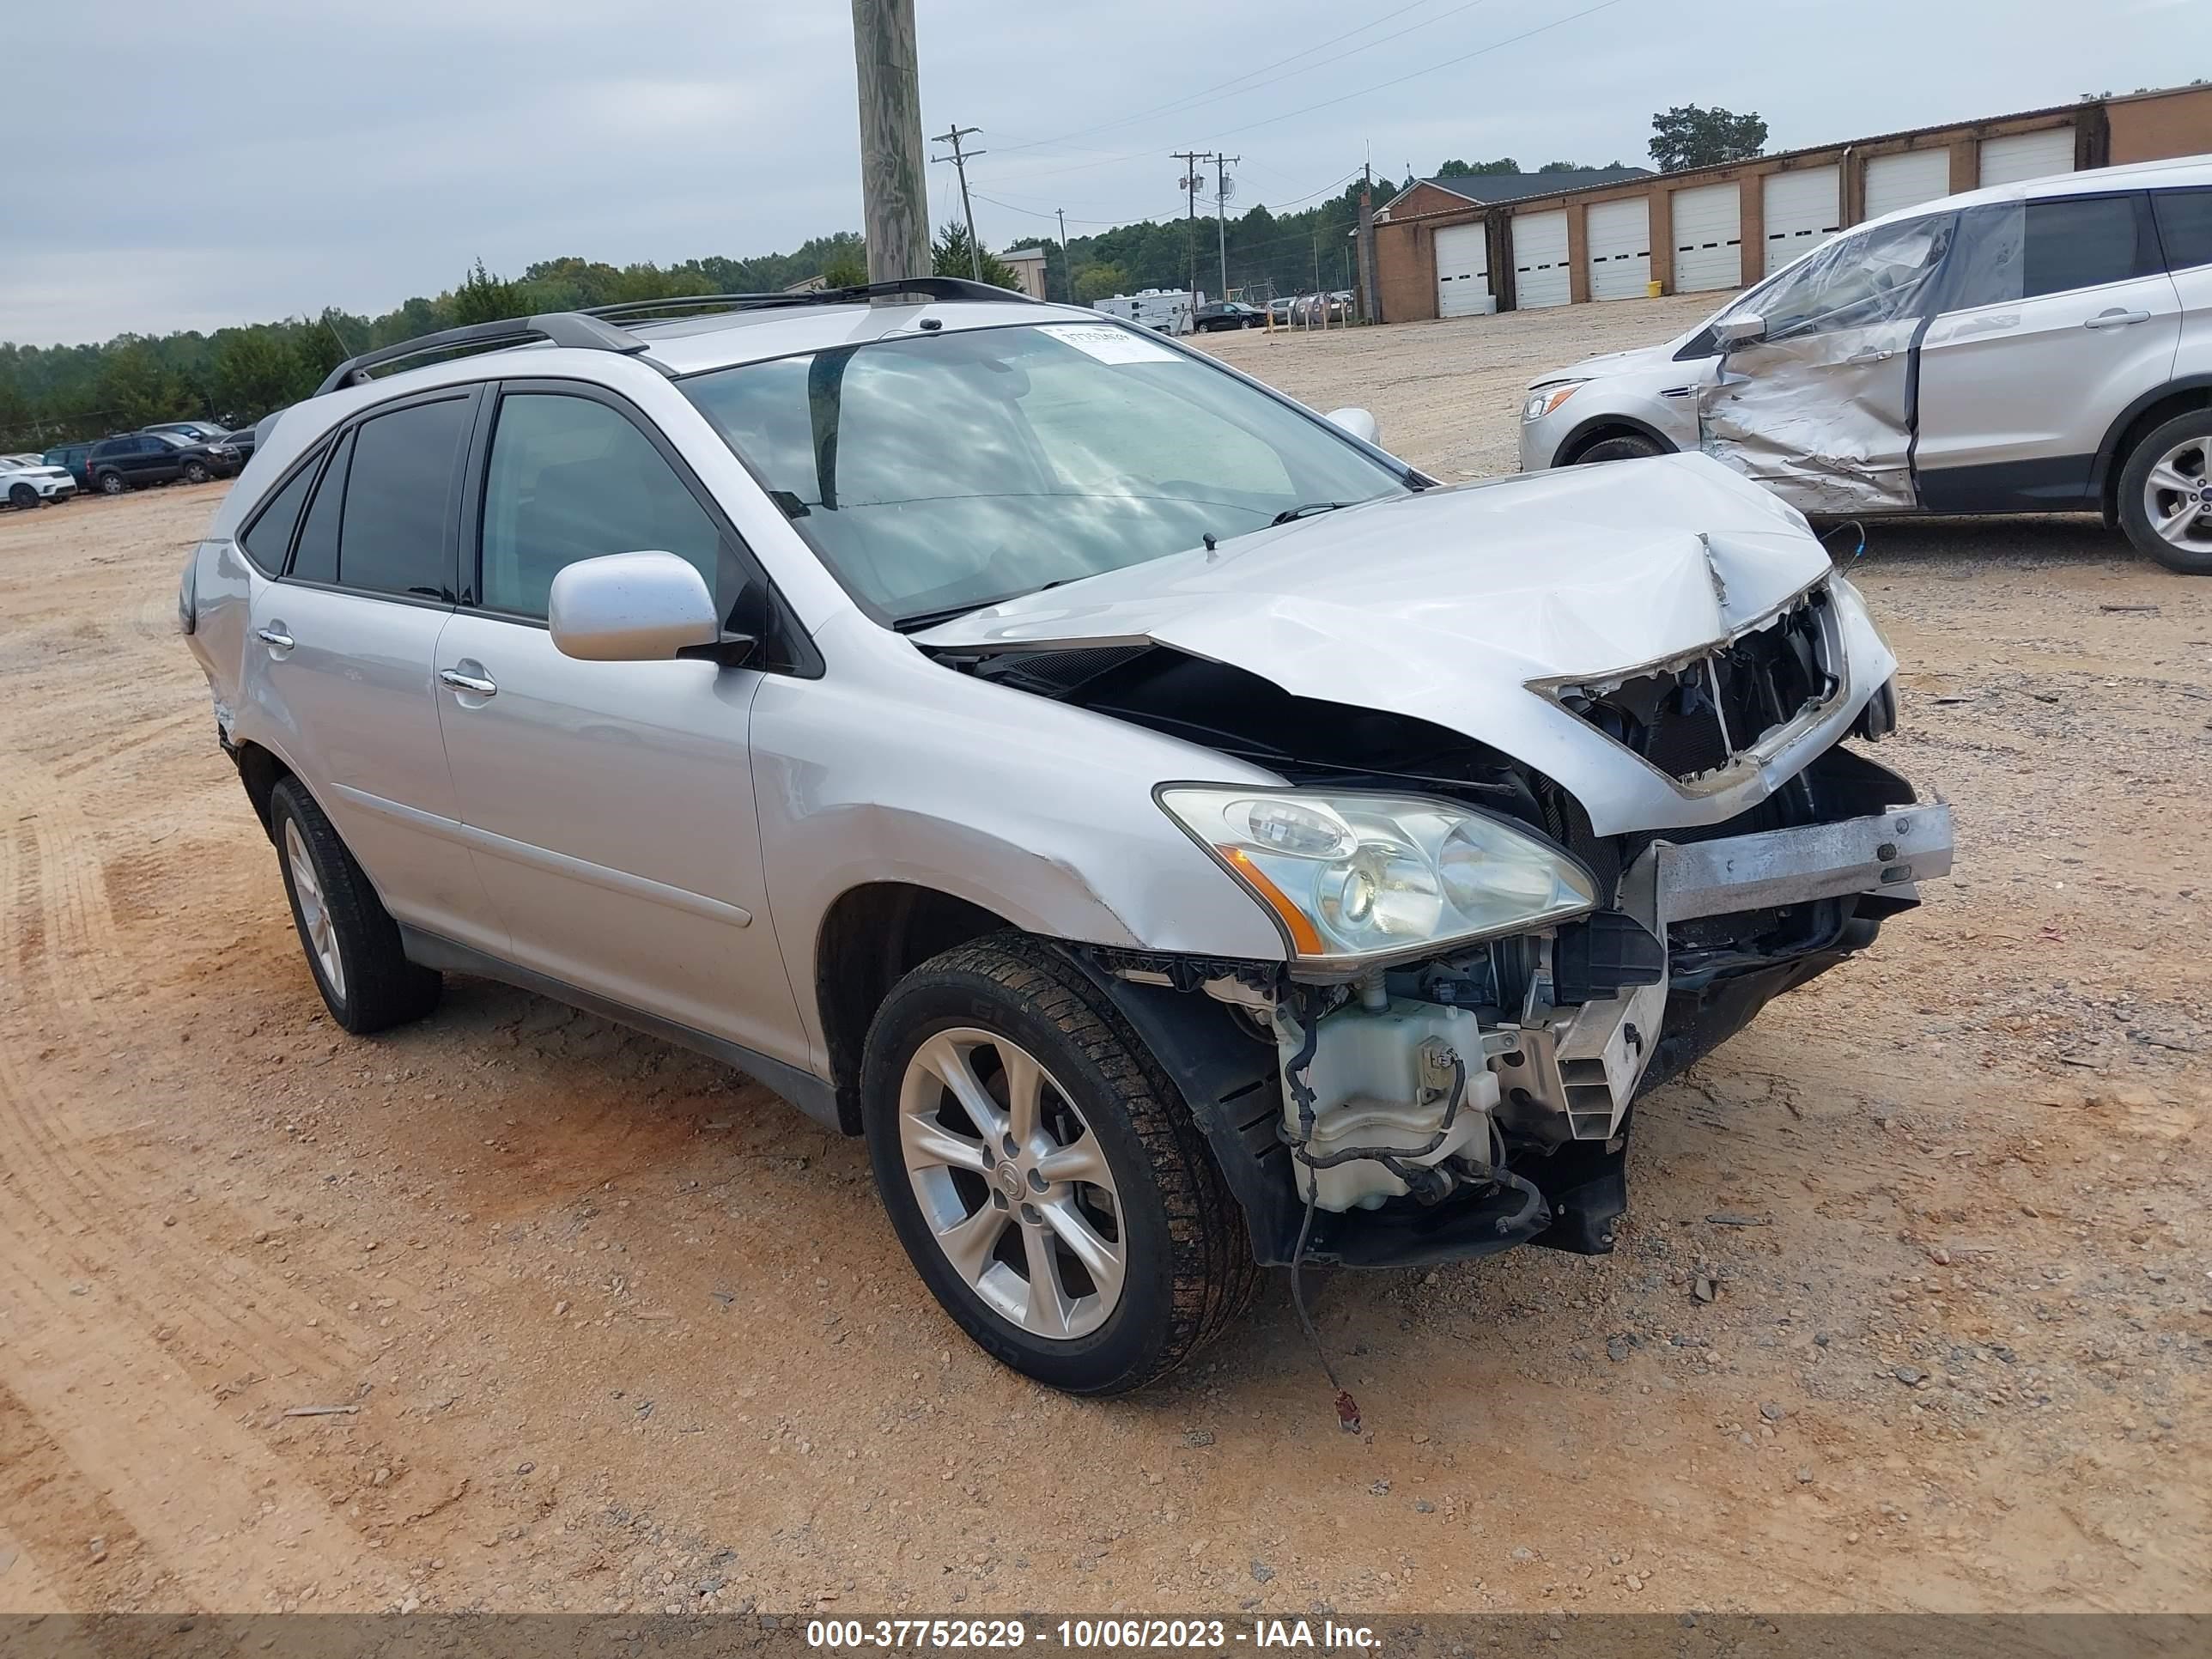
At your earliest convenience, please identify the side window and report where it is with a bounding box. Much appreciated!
[478,392,723,621]
[2153,188,2212,271]
[1948,195,2156,309]
[237,444,324,575]
[1748,214,1954,339]
[288,428,352,585]
[336,397,471,600]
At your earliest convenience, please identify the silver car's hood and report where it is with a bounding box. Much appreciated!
[919,453,1890,836]
[1529,337,1687,386]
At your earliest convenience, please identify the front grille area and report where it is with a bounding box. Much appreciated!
[1553,586,1838,786]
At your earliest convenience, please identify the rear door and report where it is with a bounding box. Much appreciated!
[245,388,507,954]
[1698,211,1957,513]
[432,380,805,1068]
[1914,192,2179,510]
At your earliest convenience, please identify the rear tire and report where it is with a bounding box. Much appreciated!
[1572,432,1666,465]
[97,471,126,495]
[268,778,441,1034]
[861,934,1257,1395]
[2118,409,2212,574]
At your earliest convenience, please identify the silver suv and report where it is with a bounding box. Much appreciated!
[182,279,1952,1394]
[1517,155,2212,574]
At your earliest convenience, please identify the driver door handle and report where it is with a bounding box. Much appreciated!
[438,668,497,696]
[2084,308,2151,330]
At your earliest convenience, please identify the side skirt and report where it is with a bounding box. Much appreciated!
[397,924,842,1131]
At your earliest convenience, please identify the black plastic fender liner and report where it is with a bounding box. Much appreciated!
[1054,947,1307,1265]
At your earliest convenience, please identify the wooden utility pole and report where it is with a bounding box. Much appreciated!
[1212,154,1239,302]
[1055,208,1068,301]
[851,0,929,284]
[1357,161,1379,325]
[1172,149,1214,328]
[933,125,986,281]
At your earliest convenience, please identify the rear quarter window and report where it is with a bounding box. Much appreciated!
[237,445,325,576]
[2152,187,2212,271]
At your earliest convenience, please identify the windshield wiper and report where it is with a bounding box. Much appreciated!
[1270,501,1357,526]
[891,576,1085,635]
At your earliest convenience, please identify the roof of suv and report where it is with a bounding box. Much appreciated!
[1852,149,2212,238]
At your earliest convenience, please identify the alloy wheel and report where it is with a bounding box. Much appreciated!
[283,817,345,1001]
[896,1027,1125,1340]
[2143,434,2212,553]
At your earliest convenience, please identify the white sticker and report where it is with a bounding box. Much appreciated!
[1038,322,1180,365]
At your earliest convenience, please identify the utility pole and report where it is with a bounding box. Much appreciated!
[1212,153,1239,302]
[851,0,929,284]
[1172,149,1214,328]
[1056,208,1068,301]
[1357,161,1380,325]
[932,125,986,281]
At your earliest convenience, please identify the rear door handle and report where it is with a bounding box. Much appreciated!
[1845,349,1893,365]
[438,668,497,697]
[2084,308,2151,330]
[255,625,294,650]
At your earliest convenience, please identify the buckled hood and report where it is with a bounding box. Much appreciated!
[918,453,1893,836]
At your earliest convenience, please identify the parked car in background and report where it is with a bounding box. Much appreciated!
[1517,153,2212,574]
[43,441,96,489]
[144,421,234,445]
[1,453,78,507]
[180,277,1949,1395]
[1193,301,1266,332]
[88,431,239,494]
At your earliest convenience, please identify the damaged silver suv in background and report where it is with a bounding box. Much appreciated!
[180,280,1953,1395]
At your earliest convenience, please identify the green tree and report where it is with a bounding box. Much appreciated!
[210,327,304,421]
[95,340,190,429]
[1072,263,1130,303]
[818,253,868,289]
[931,222,1020,289]
[1649,106,1767,173]
[450,258,524,325]
[1437,157,1521,178]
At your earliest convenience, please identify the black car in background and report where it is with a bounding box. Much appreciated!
[86,431,239,494]
[1193,301,1267,331]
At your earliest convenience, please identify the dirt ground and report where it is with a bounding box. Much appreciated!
[3,296,2208,1620]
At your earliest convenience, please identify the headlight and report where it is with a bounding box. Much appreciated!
[1158,787,1598,964]
[1522,383,1582,422]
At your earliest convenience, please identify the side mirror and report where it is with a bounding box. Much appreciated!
[1711,313,1767,349]
[548,551,720,663]
[1325,406,1382,447]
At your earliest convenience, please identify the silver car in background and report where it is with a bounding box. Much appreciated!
[1517,154,2212,574]
[181,280,1951,1394]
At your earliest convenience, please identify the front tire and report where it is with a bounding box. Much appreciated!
[181,459,210,484]
[2118,410,2212,574]
[7,483,33,510]
[1572,432,1665,465]
[861,935,1257,1395]
[268,778,441,1034]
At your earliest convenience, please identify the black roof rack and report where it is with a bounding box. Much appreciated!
[313,278,1032,398]
[313,313,663,398]
[580,276,1031,325]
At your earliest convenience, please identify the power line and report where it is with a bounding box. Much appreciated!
[930,125,987,280]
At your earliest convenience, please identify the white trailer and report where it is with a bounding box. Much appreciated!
[1089,289,1202,334]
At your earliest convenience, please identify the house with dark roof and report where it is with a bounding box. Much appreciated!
[1375,167,1651,223]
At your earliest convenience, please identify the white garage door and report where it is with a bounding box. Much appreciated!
[1671,182,1741,293]
[1584,198,1650,301]
[1511,210,1571,309]
[1433,221,1492,318]
[1763,166,1841,276]
[1979,126,2075,187]
[1863,149,1953,222]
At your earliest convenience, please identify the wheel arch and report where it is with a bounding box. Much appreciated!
[232,738,299,839]
[2093,377,2212,527]
[1553,412,1677,466]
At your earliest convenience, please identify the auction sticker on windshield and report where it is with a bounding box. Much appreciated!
[1040,323,1181,364]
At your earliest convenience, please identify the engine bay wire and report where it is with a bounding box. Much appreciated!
[1279,988,1359,1432]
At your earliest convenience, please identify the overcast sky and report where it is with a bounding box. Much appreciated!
[3,0,2204,346]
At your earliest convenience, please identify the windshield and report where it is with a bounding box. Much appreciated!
[680,319,1409,623]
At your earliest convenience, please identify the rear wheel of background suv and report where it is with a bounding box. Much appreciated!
[2118,409,2212,575]
[96,471,127,495]
[860,934,1256,1395]
[268,778,442,1034]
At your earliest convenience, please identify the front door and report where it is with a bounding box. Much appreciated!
[432,383,804,1069]
[1913,192,2180,511]
[1698,211,1957,514]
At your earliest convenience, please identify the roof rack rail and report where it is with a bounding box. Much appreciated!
[312,313,667,398]
[580,276,1032,325]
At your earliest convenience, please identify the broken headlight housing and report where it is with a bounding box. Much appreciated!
[1158,787,1598,967]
